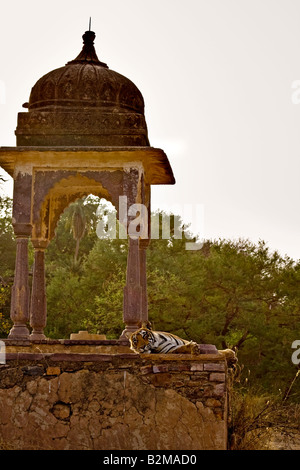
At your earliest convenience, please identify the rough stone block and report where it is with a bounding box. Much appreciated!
[46,367,61,376]
[148,373,173,386]
[212,383,225,397]
[198,344,218,354]
[139,365,153,375]
[204,362,225,372]
[205,398,222,408]
[190,363,204,372]
[153,364,169,374]
[21,365,44,376]
[209,372,226,382]
[51,402,71,421]
[168,363,191,372]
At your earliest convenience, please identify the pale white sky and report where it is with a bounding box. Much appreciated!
[1,0,300,260]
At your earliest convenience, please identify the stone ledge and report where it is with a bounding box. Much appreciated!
[3,339,134,356]
[141,353,224,362]
[5,352,139,362]
[4,351,226,367]
[2,340,219,358]
[2,338,130,346]
[1,339,217,351]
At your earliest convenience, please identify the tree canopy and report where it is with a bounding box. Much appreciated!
[0,195,299,398]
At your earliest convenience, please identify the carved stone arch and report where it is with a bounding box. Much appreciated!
[7,157,149,341]
[31,169,125,242]
[43,190,113,243]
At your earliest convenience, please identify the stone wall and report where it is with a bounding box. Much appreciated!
[0,344,230,450]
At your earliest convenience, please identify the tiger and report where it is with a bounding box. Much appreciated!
[126,322,200,355]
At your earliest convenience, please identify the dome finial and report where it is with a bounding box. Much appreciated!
[67,24,108,68]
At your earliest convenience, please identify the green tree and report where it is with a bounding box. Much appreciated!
[45,198,125,338]
[0,281,12,337]
[46,195,103,271]
[0,197,15,277]
[45,267,87,338]
[2,197,299,397]
[82,266,125,338]
[0,196,15,337]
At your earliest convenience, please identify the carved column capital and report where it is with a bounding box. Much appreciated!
[31,239,49,250]
[12,223,32,238]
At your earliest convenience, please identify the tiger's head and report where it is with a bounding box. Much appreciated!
[127,322,154,354]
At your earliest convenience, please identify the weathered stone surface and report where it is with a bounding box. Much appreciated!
[206,398,222,408]
[139,365,153,375]
[22,365,44,376]
[153,364,169,374]
[70,331,106,340]
[8,238,30,340]
[0,353,229,450]
[51,402,72,421]
[212,383,226,397]
[30,246,47,340]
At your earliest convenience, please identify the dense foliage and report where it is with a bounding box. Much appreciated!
[0,195,299,399]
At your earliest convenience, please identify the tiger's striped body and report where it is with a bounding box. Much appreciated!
[128,325,199,355]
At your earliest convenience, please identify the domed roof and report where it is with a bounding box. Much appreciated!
[16,30,149,147]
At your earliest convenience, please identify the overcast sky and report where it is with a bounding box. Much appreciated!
[0,0,300,260]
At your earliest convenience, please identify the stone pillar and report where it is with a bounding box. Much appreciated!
[139,182,150,324]
[30,240,49,340]
[139,240,148,324]
[121,237,142,338]
[8,233,31,340]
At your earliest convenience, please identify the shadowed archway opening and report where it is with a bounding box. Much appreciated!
[44,194,127,339]
[47,195,117,267]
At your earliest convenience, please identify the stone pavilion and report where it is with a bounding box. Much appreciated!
[0,29,231,452]
[0,28,175,341]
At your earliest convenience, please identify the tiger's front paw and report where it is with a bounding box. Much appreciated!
[191,342,200,355]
